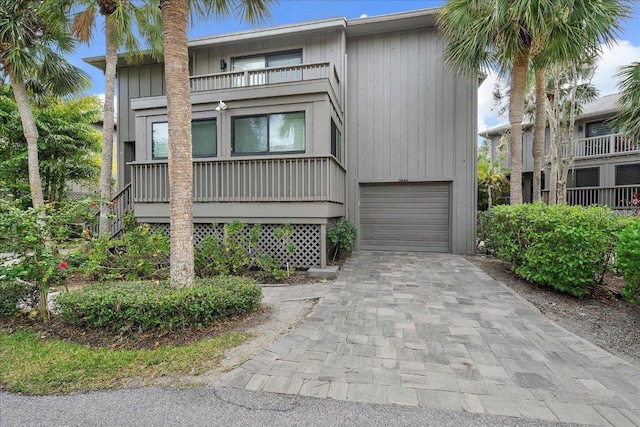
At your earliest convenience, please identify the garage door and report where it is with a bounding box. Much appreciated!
[359,182,450,252]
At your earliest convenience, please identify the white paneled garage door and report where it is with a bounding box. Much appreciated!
[359,182,450,252]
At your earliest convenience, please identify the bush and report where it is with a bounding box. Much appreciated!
[616,220,640,304]
[82,225,169,281]
[480,204,615,297]
[327,220,357,260]
[55,276,262,331]
[0,279,39,317]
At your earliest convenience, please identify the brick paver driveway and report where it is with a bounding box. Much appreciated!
[219,252,639,425]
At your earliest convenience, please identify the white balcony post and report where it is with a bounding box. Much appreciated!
[610,134,616,154]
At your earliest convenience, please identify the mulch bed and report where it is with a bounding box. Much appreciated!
[467,255,640,367]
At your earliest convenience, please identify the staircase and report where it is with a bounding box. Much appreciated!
[93,183,133,237]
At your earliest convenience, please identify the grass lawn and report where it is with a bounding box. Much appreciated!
[0,329,251,395]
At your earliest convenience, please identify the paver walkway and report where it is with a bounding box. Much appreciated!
[218,252,640,426]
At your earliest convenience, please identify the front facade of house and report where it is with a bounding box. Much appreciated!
[481,93,640,209]
[87,8,478,267]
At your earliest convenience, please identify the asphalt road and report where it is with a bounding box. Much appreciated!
[1,386,574,426]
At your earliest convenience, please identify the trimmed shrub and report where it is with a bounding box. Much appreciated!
[616,220,640,305]
[0,279,39,317]
[82,225,169,281]
[327,220,357,261]
[55,276,262,331]
[480,203,615,297]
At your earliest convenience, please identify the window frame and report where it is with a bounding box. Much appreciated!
[585,120,613,138]
[151,118,218,161]
[615,163,640,186]
[231,49,303,71]
[568,167,600,188]
[231,111,306,156]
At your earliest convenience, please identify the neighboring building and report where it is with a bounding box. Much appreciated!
[85,8,478,267]
[480,93,640,209]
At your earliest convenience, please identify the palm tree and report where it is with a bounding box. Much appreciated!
[157,0,272,287]
[0,1,89,209]
[613,62,640,143]
[529,1,626,203]
[71,0,161,236]
[439,0,627,205]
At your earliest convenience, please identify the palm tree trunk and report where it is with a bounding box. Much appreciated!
[508,55,529,205]
[532,67,546,203]
[10,76,45,208]
[161,0,194,287]
[98,18,118,236]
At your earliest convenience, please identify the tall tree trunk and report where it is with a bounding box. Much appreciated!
[508,55,529,205]
[161,0,194,287]
[10,76,45,208]
[487,184,493,209]
[98,17,118,236]
[532,67,546,203]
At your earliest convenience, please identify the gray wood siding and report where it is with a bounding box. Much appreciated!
[346,28,477,254]
[117,63,165,187]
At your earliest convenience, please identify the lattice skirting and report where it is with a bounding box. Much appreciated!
[148,223,321,268]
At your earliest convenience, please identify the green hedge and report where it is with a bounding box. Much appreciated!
[480,204,617,297]
[55,276,262,331]
[616,221,640,304]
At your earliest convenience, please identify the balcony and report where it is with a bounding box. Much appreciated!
[131,155,345,204]
[562,133,639,160]
[542,184,640,210]
[189,62,341,101]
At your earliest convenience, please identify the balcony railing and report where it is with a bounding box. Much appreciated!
[562,133,639,159]
[542,184,640,209]
[189,62,340,96]
[131,155,345,204]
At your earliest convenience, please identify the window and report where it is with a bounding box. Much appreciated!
[233,112,305,155]
[152,119,217,160]
[331,120,342,162]
[616,164,640,185]
[568,167,599,188]
[232,50,302,86]
[585,121,613,138]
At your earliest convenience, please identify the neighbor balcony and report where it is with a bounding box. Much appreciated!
[542,184,640,210]
[562,133,639,159]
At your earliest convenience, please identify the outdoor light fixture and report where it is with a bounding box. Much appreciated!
[220,59,227,70]
[215,100,228,111]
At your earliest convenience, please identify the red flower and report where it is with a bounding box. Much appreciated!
[58,261,68,270]
[91,201,97,208]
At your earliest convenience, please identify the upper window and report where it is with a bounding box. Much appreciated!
[568,167,599,188]
[232,50,302,86]
[233,112,305,155]
[616,164,640,186]
[331,120,342,162]
[585,121,613,138]
[152,119,217,160]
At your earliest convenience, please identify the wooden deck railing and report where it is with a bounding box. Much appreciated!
[131,155,346,204]
[562,133,638,159]
[542,184,640,209]
[189,62,340,96]
[91,183,133,237]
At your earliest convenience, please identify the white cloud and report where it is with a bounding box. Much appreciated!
[592,39,640,95]
[477,70,509,135]
[95,93,118,119]
[359,14,368,18]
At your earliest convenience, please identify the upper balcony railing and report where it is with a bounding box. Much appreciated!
[131,155,345,205]
[562,133,639,159]
[189,62,341,99]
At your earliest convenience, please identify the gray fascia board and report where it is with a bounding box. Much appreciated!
[345,7,439,37]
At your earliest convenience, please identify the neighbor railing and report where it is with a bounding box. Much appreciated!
[91,182,133,237]
[562,133,638,159]
[131,155,346,204]
[541,184,640,209]
[189,62,340,95]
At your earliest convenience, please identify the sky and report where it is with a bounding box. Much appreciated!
[71,0,640,134]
